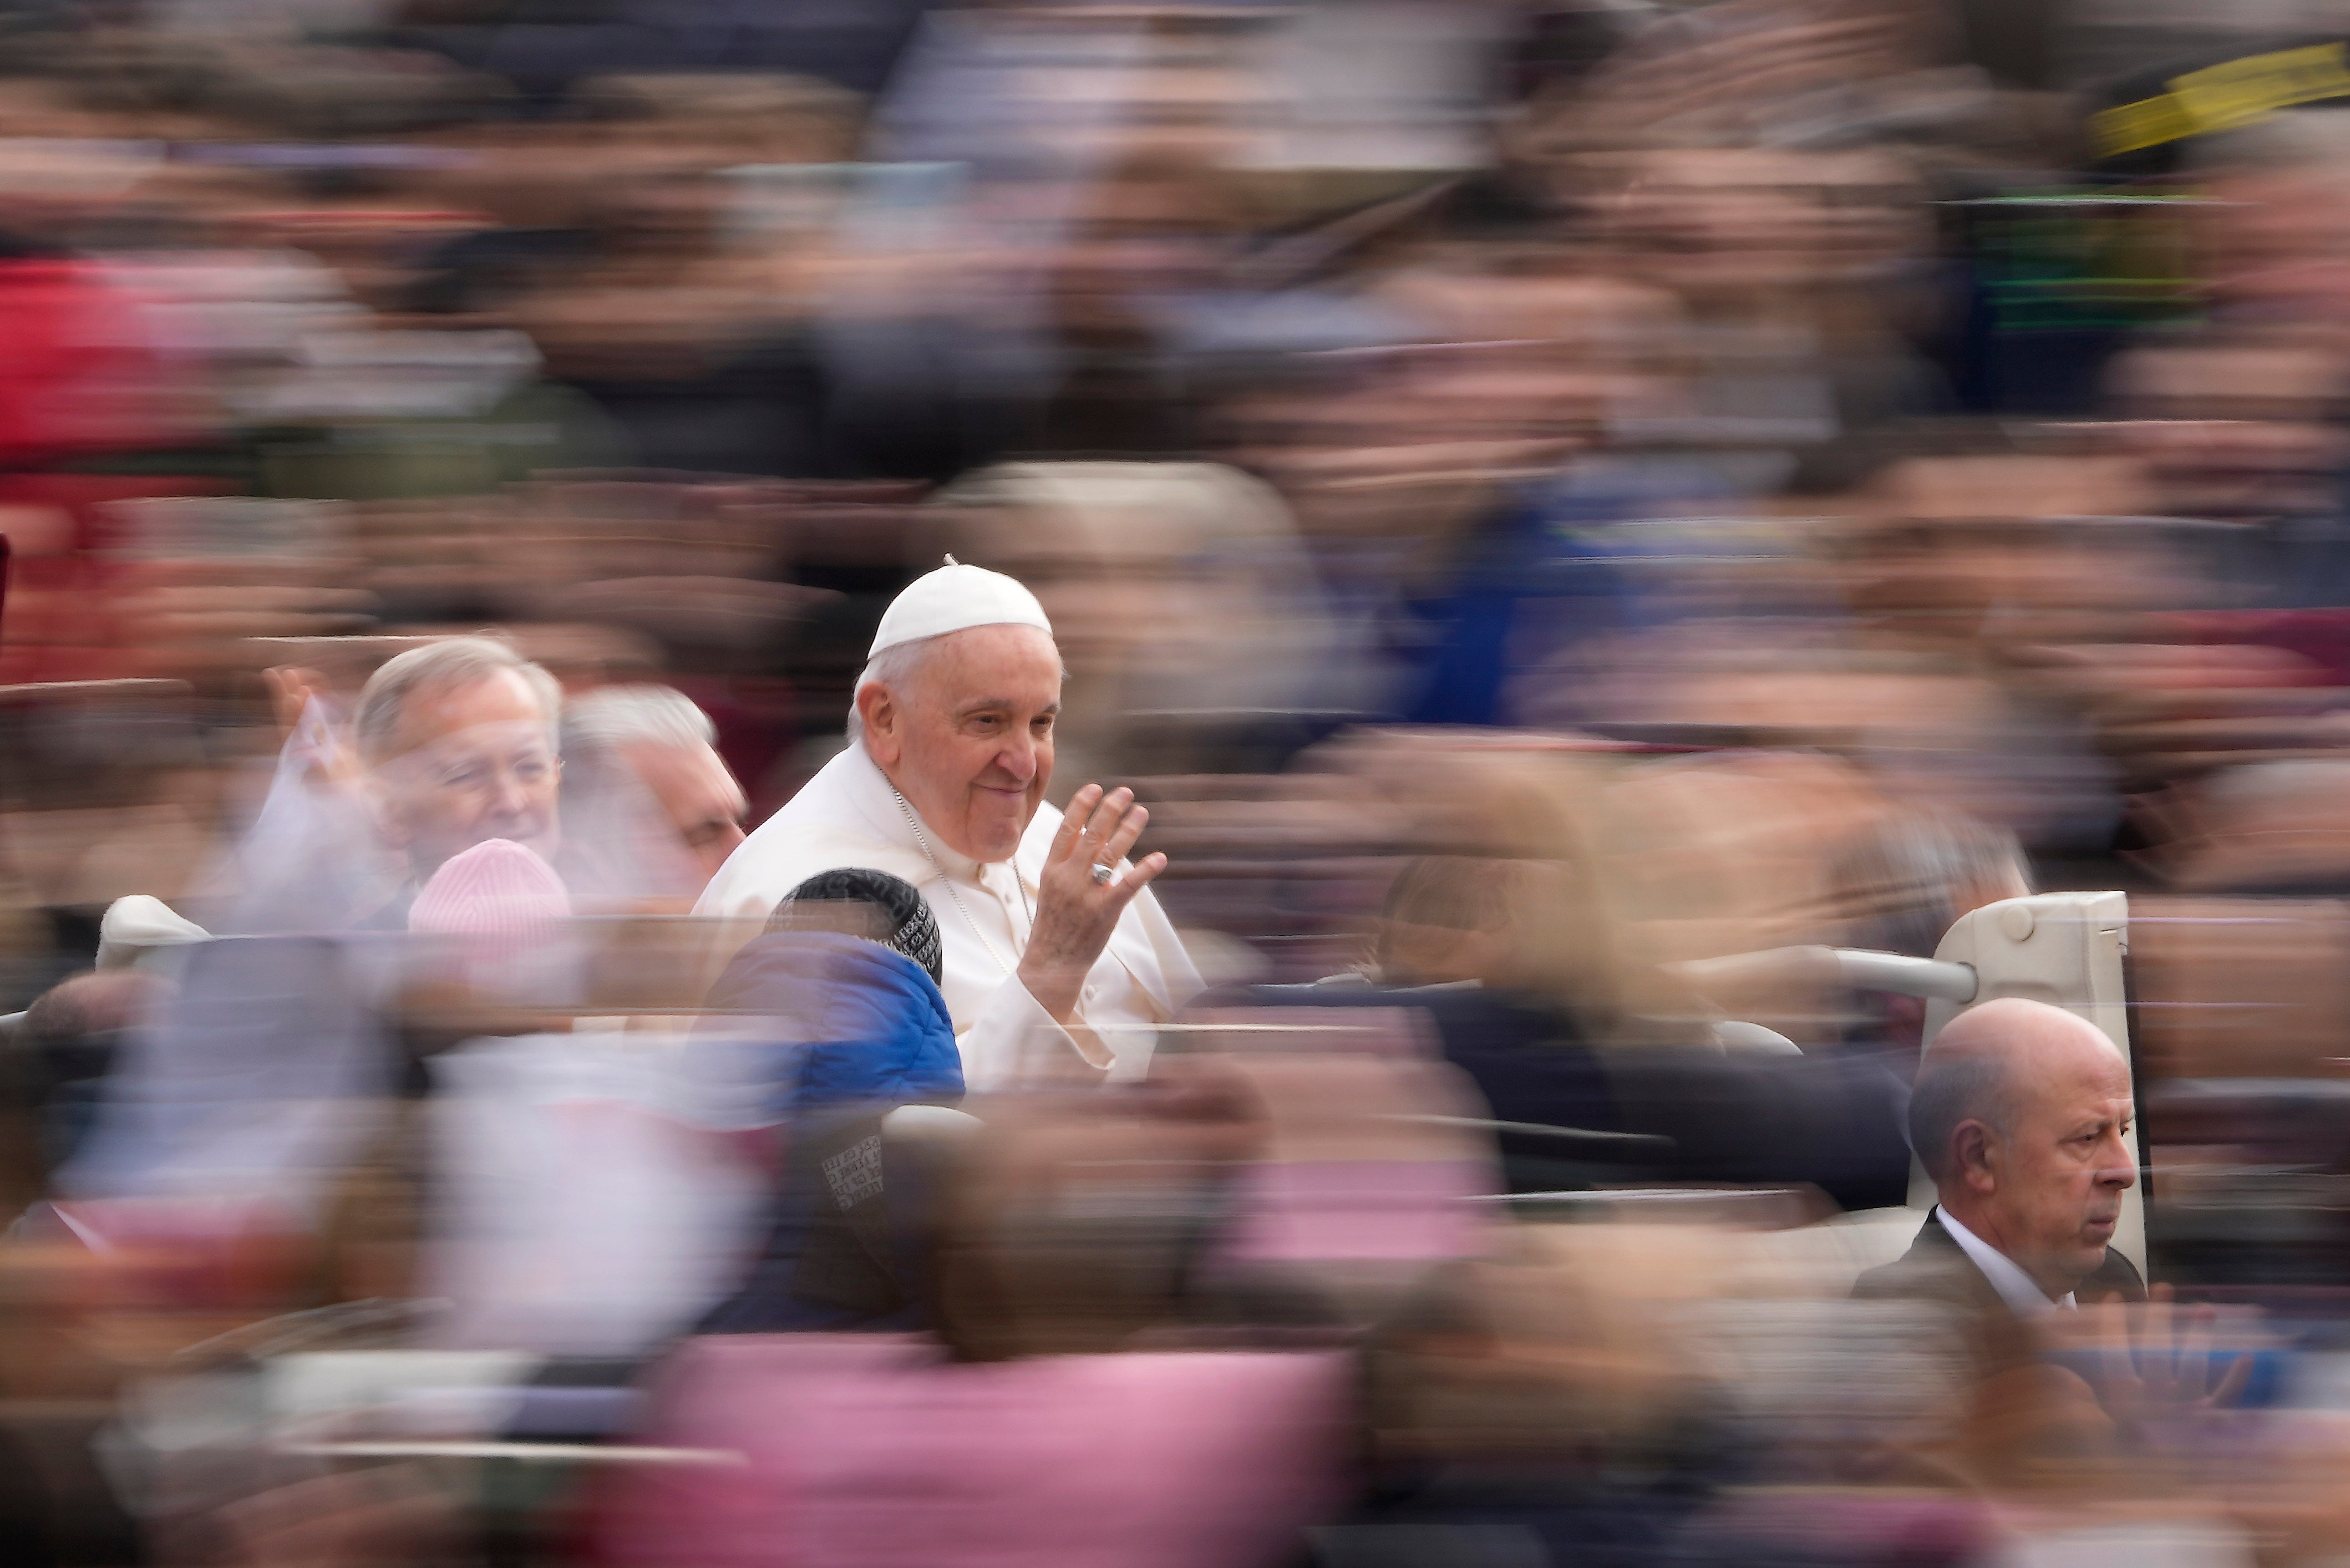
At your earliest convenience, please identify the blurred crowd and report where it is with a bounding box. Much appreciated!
[11,0,2350,1565]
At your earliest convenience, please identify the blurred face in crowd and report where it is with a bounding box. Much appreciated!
[857,625,1061,864]
[1052,171,1230,338]
[1219,341,1646,543]
[595,161,726,256]
[947,504,1190,682]
[1373,856,1524,988]
[371,671,562,880]
[2200,161,2350,316]
[1937,1002,2136,1298]
[2105,341,2349,519]
[622,735,747,885]
[1601,147,1925,300]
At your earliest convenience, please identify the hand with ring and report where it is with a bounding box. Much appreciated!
[1021,784,1166,1023]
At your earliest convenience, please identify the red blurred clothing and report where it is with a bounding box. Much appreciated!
[0,256,206,683]
[0,256,189,468]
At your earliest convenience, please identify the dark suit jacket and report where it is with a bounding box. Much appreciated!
[1852,1211,2146,1381]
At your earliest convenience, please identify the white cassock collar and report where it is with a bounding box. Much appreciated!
[837,742,1036,914]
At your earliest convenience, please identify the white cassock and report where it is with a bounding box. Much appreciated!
[693,740,1202,1090]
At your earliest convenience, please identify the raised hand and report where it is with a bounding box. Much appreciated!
[1017,784,1168,1024]
[264,665,359,789]
[2049,1282,2257,1433]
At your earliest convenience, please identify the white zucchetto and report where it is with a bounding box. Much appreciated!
[868,556,1053,658]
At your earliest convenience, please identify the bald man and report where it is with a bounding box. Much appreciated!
[1856,998,2146,1330]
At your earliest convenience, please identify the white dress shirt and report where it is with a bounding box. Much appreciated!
[1937,1207,2075,1315]
[694,741,1202,1091]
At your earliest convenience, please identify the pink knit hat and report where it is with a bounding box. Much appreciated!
[409,840,577,1005]
[410,838,573,937]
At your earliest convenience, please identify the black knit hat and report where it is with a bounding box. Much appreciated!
[769,867,943,985]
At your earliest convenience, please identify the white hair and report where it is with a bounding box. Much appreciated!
[563,684,718,759]
[845,638,934,742]
[353,636,561,764]
[844,631,1066,741]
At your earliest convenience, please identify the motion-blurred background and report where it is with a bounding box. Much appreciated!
[7,2,2350,1566]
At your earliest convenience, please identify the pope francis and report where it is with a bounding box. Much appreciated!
[695,559,1203,1089]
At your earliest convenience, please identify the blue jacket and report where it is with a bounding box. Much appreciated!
[697,931,962,1336]
[703,930,963,1114]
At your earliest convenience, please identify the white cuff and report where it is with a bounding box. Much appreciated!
[957,973,1114,1093]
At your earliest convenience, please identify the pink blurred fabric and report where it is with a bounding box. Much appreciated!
[593,1335,1351,1568]
[409,838,572,937]
[1220,1158,1492,1264]
[1199,1055,1500,1270]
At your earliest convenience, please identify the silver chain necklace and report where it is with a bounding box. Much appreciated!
[892,785,1033,978]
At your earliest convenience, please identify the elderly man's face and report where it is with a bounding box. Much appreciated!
[863,625,1060,863]
[622,737,747,886]
[1982,1031,2137,1292]
[372,671,561,879]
